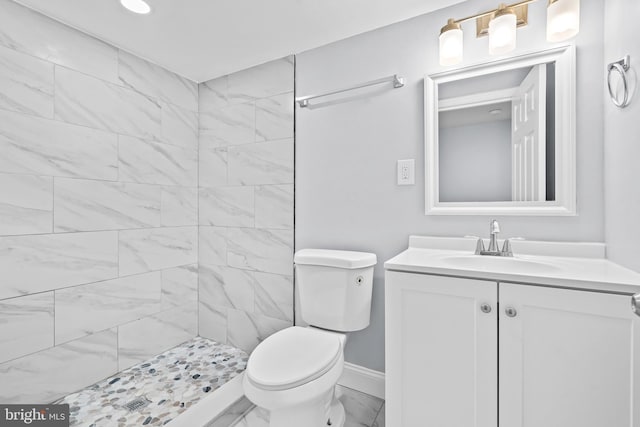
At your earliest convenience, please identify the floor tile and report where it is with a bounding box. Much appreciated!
[206,397,253,427]
[336,385,384,427]
[232,385,385,427]
[372,404,385,427]
[235,406,269,427]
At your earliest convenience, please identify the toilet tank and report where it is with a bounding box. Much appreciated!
[294,249,377,332]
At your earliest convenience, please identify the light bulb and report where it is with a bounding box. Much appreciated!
[439,19,463,66]
[547,0,580,42]
[489,8,517,55]
[120,0,152,14]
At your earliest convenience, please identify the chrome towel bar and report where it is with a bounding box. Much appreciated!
[296,74,405,108]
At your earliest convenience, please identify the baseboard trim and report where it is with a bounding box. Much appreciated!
[338,362,385,399]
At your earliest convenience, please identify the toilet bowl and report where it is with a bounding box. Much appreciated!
[243,249,377,427]
[243,326,347,427]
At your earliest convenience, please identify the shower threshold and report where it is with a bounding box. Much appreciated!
[54,336,248,427]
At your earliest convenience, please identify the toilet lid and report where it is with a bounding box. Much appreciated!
[246,327,342,391]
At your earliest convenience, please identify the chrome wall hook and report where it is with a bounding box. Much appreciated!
[632,294,640,317]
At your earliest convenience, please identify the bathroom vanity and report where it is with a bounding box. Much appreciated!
[384,236,640,427]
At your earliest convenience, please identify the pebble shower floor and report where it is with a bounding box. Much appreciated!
[54,337,248,426]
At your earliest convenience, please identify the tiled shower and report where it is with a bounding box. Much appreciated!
[197,58,295,352]
[0,0,294,411]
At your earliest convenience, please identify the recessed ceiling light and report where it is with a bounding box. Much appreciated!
[120,0,151,14]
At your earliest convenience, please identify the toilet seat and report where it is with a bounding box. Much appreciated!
[246,326,342,391]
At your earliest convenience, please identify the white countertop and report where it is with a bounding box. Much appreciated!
[384,236,640,294]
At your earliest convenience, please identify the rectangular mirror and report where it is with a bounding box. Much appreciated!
[425,45,576,215]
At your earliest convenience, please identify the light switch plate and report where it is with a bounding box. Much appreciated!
[397,159,415,185]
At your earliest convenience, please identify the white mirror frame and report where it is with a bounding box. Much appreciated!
[425,45,576,216]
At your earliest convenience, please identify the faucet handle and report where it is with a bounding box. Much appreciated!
[501,237,524,257]
[501,239,513,257]
[465,235,486,255]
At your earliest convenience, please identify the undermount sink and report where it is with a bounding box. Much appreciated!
[440,255,561,274]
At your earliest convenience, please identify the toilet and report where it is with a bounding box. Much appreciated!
[242,249,377,427]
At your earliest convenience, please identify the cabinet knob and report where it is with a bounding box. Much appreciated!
[505,307,518,317]
[480,303,492,314]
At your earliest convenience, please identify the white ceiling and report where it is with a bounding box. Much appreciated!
[14,0,465,82]
[440,100,512,128]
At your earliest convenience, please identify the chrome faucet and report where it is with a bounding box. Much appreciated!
[488,220,500,253]
[475,220,514,257]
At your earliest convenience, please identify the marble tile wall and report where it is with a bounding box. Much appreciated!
[198,57,295,352]
[0,0,198,403]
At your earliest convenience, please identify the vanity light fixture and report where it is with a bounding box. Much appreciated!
[489,5,518,55]
[439,19,464,66]
[547,0,580,42]
[438,0,580,66]
[120,0,152,14]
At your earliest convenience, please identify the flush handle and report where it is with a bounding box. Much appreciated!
[480,303,492,314]
[505,307,518,318]
[632,294,640,317]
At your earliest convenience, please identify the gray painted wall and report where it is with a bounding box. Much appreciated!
[604,0,640,272]
[296,0,605,371]
[439,119,512,202]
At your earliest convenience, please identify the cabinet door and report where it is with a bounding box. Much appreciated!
[500,283,640,427]
[385,271,498,427]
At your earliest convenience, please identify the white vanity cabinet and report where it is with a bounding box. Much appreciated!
[385,271,498,427]
[385,271,640,427]
[499,283,640,427]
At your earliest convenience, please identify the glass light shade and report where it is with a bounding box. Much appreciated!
[120,0,151,14]
[489,12,517,55]
[547,0,580,42]
[439,28,463,66]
